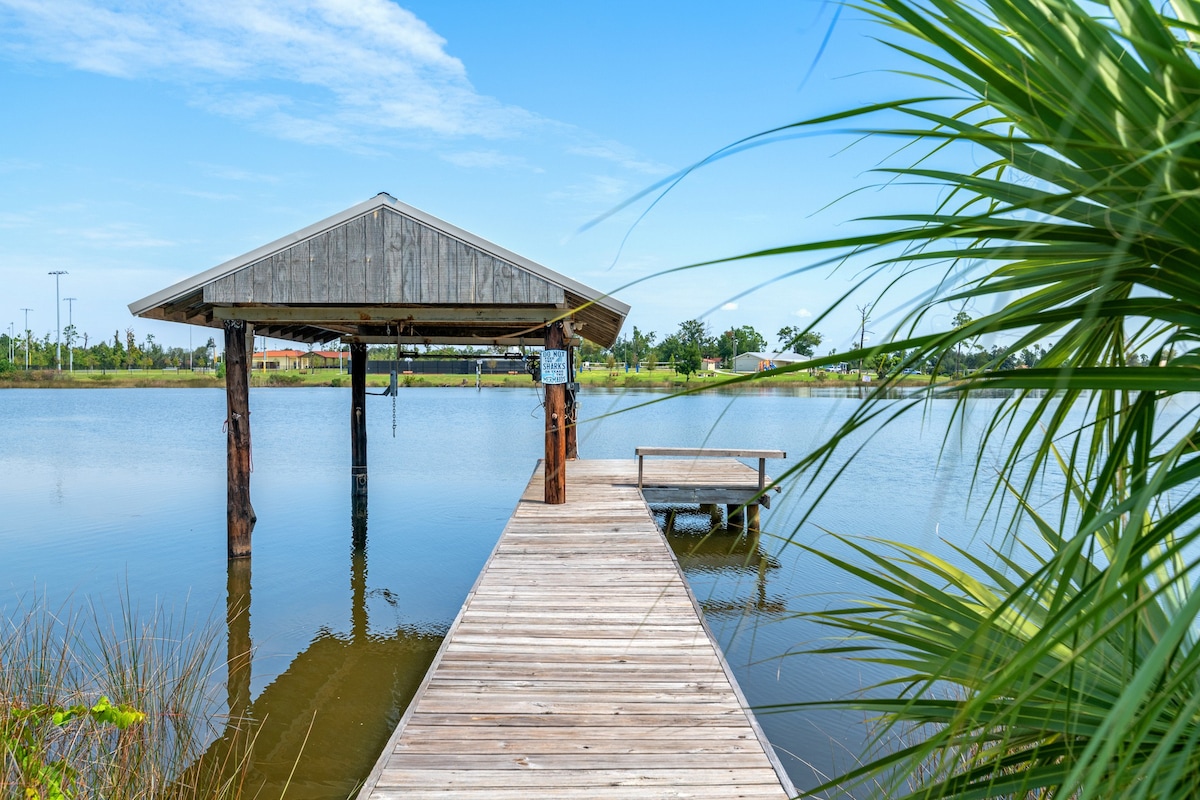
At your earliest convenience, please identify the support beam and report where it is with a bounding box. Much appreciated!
[351,343,368,502]
[544,321,567,504]
[223,319,255,558]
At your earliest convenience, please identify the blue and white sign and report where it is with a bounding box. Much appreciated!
[541,349,568,384]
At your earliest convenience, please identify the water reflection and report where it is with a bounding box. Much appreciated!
[202,510,442,800]
[656,506,787,616]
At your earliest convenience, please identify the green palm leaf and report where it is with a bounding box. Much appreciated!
[706,0,1200,796]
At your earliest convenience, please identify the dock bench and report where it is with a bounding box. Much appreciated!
[635,447,786,509]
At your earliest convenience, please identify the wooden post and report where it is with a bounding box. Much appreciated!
[748,504,761,532]
[544,321,567,504]
[565,343,578,460]
[727,504,745,532]
[223,319,255,558]
[704,503,723,528]
[350,343,368,501]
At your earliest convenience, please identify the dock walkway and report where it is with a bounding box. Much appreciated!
[356,459,795,799]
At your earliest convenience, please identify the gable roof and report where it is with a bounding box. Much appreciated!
[129,193,629,348]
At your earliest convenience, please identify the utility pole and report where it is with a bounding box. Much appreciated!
[20,308,31,369]
[63,297,77,372]
[48,271,67,370]
[7,322,13,364]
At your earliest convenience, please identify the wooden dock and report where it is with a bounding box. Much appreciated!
[356,459,796,800]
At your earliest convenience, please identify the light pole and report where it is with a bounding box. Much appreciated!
[6,322,12,364]
[63,297,77,372]
[20,308,31,369]
[48,271,67,371]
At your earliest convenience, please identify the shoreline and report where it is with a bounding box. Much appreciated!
[0,368,931,391]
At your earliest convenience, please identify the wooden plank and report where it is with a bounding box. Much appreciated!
[251,258,271,302]
[308,229,330,303]
[438,234,456,303]
[356,459,794,800]
[456,240,476,303]
[233,264,253,302]
[288,239,311,303]
[475,255,495,303]
[269,252,289,302]
[364,208,387,304]
[345,215,367,303]
[328,224,348,304]
[493,259,514,303]
[383,210,404,303]
[400,215,421,303]
[635,447,786,459]
[420,223,440,303]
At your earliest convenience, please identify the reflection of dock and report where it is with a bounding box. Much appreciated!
[356,459,794,799]
[195,527,443,800]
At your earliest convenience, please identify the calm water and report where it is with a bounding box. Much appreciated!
[1,384,1027,797]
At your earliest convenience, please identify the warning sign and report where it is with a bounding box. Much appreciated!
[541,349,568,384]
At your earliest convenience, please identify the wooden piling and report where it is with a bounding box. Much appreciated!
[544,321,567,504]
[727,503,746,532]
[223,319,255,558]
[748,503,761,532]
[350,343,368,500]
[704,503,724,528]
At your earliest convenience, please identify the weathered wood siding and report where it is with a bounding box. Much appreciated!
[203,208,565,306]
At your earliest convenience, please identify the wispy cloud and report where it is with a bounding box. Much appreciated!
[67,222,176,248]
[721,302,738,311]
[441,150,541,171]
[0,0,537,143]
[568,142,667,176]
[794,307,813,318]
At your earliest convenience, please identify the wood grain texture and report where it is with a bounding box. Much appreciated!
[356,460,794,800]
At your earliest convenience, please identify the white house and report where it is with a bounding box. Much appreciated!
[731,351,810,373]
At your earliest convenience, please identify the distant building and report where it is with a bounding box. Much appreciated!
[250,349,305,370]
[731,351,810,374]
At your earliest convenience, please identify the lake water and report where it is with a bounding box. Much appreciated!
[0,384,1026,798]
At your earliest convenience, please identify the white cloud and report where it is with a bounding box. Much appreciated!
[721,302,738,311]
[441,150,539,171]
[794,307,813,318]
[0,0,537,143]
[567,142,667,176]
[67,222,176,249]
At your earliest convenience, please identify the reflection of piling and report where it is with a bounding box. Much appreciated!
[702,503,723,529]
[225,559,252,719]
[351,508,368,643]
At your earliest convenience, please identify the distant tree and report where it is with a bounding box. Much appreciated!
[674,344,702,380]
[718,325,767,364]
[776,326,823,357]
[677,319,714,355]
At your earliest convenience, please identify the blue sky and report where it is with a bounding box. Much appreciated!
[0,0,935,353]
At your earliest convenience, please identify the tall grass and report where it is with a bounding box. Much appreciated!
[1,593,254,799]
